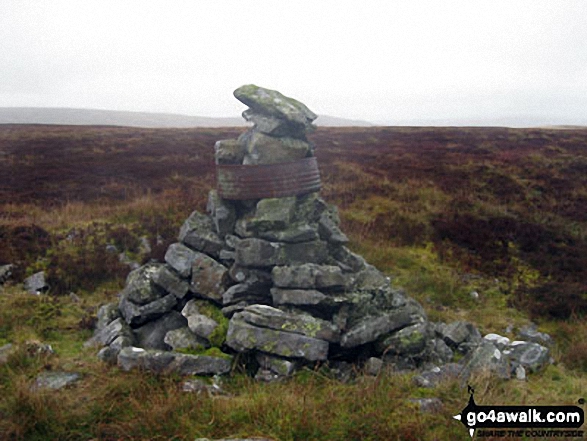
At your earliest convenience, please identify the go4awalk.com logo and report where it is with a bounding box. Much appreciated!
[453,386,585,438]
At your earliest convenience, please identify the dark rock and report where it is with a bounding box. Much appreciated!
[256,353,298,377]
[376,322,429,355]
[89,317,134,347]
[152,265,189,299]
[272,263,345,289]
[119,294,177,326]
[318,214,348,245]
[235,238,282,267]
[207,191,237,238]
[341,309,418,348]
[223,281,271,306]
[438,321,482,350]
[178,211,224,258]
[364,357,384,376]
[134,311,187,350]
[258,222,319,243]
[271,287,348,310]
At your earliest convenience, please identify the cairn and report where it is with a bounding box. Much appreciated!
[90,85,551,382]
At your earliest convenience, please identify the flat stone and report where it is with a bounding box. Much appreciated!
[33,371,81,390]
[120,263,164,305]
[190,253,230,303]
[258,222,319,243]
[223,281,271,306]
[318,214,348,245]
[134,311,187,350]
[439,321,482,348]
[243,109,310,138]
[178,211,224,258]
[152,265,189,299]
[483,333,510,350]
[271,287,348,309]
[249,197,297,232]
[234,84,317,128]
[272,263,345,289]
[256,353,298,377]
[117,347,232,375]
[164,243,200,278]
[280,240,329,266]
[376,322,429,355]
[239,304,340,343]
[226,314,329,361]
[340,310,417,348]
[119,294,177,326]
[235,238,283,267]
[90,317,134,346]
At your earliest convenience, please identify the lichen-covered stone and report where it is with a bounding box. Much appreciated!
[90,317,134,346]
[271,287,348,310]
[243,109,310,138]
[503,341,551,373]
[241,131,312,165]
[226,313,328,361]
[376,322,429,355]
[134,311,187,350]
[207,190,237,238]
[120,263,164,305]
[234,84,317,128]
[181,300,220,339]
[164,327,209,351]
[249,197,297,232]
[340,310,418,348]
[214,139,245,165]
[235,238,283,267]
[258,222,318,243]
[272,263,345,289]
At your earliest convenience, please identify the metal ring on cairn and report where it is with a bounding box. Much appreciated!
[216,157,322,200]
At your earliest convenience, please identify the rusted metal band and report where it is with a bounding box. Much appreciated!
[216,156,322,200]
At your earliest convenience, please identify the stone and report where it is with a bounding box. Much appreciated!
[234,84,317,129]
[318,214,348,245]
[117,347,232,375]
[340,310,418,348]
[182,378,226,395]
[164,327,209,351]
[0,264,14,285]
[33,371,81,390]
[134,311,187,350]
[214,139,245,165]
[483,333,510,350]
[241,131,312,165]
[243,108,309,138]
[228,265,272,285]
[226,313,329,361]
[258,222,319,243]
[272,263,345,289]
[207,190,237,238]
[351,265,391,291]
[364,357,384,376]
[119,294,177,327]
[249,197,297,232]
[190,253,230,303]
[330,246,367,273]
[152,265,189,299]
[279,240,329,265]
[235,238,283,267]
[256,353,298,377]
[503,341,551,373]
[178,211,224,258]
[460,341,510,381]
[120,263,164,305]
[238,304,340,343]
[376,322,429,355]
[164,243,200,278]
[95,303,121,331]
[271,288,348,310]
[517,324,553,346]
[438,321,482,349]
[89,317,134,347]
[414,363,463,388]
[223,282,271,306]
[24,271,49,294]
[185,313,218,340]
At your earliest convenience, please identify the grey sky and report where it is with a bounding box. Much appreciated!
[1,0,586,125]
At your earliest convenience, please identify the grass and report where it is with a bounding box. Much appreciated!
[1,124,587,439]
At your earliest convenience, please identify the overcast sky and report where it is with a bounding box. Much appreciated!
[1,1,586,125]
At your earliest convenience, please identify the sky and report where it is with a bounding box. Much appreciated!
[1,0,586,126]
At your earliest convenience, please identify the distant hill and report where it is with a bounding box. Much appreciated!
[0,107,372,128]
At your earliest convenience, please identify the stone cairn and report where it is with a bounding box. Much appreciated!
[90,85,552,383]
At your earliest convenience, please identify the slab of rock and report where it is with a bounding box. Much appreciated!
[235,238,283,267]
[256,353,298,377]
[33,371,81,390]
[119,294,177,326]
[460,341,509,380]
[517,324,553,346]
[249,197,297,232]
[340,309,418,348]
[181,300,219,340]
[89,317,134,347]
[238,304,340,343]
[258,222,318,243]
[503,341,551,373]
[164,327,209,351]
[438,321,482,350]
[152,265,189,299]
[376,322,429,355]
[134,311,187,350]
[117,347,232,375]
[241,131,312,165]
[271,287,348,310]
[272,263,345,289]
[164,243,200,278]
[226,313,329,361]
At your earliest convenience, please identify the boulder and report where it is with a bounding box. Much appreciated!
[503,341,551,373]
[120,263,164,305]
[340,309,418,348]
[164,243,200,278]
[24,271,49,294]
[178,211,224,258]
[181,300,219,340]
[89,317,134,347]
[272,263,345,289]
[460,341,510,380]
[164,327,209,351]
[152,265,189,299]
[119,294,177,326]
[241,131,312,165]
[190,253,230,303]
[214,139,244,165]
[33,371,81,391]
[207,190,237,238]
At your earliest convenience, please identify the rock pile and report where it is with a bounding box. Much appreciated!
[91,85,551,382]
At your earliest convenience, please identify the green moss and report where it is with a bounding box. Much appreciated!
[191,300,229,348]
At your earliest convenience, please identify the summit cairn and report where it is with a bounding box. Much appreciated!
[90,85,551,382]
